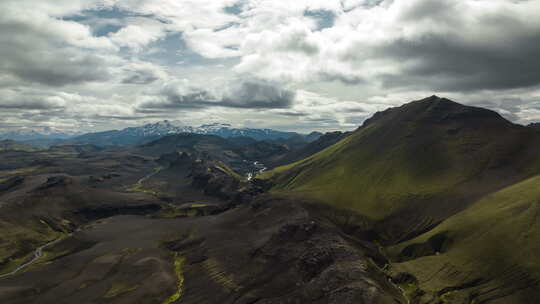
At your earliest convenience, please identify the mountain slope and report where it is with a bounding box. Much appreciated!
[388,174,540,303]
[267,131,351,168]
[262,96,540,241]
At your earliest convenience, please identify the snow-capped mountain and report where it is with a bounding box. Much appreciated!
[67,121,304,146]
[121,120,195,137]
[193,123,299,140]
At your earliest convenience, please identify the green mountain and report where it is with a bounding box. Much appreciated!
[266,131,351,168]
[261,96,540,302]
[262,96,540,239]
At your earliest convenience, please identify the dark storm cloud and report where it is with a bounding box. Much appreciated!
[139,79,296,111]
[371,2,540,92]
[377,32,540,92]
[6,51,111,87]
[225,80,295,108]
[0,100,64,110]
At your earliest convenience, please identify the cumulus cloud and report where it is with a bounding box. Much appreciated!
[2,0,540,132]
[0,89,67,110]
[228,0,540,92]
[109,18,168,51]
[138,78,296,110]
[0,1,116,87]
[369,0,540,91]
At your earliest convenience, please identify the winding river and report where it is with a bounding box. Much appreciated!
[0,236,67,279]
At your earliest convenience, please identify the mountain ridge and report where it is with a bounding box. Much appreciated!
[66,121,312,147]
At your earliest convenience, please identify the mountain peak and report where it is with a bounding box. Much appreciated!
[422,94,442,101]
[414,95,459,106]
[363,96,509,130]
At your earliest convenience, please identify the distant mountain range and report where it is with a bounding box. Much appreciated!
[0,127,78,141]
[64,121,321,147]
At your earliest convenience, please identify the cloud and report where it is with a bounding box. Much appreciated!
[227,0,540,92]
[138,78,296,110]
[109,18,168,51]
[370,0,540,91]
[0,89,67,110]
[304,9,336,30]
[0,2,116,87]
[121,62,167,84]
[2,0,540,132]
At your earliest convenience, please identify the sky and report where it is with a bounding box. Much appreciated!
[1,0,540,133]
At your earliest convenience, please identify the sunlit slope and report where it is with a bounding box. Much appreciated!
[263,96,540,223]
[389,174,540,303]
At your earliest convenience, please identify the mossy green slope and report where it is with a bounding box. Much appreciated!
[389,174,540,303]
[264,97,540,233]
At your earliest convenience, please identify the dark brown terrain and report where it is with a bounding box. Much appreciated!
[0,133,406,304]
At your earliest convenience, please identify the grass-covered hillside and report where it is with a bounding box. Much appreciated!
[260,96,540,303]
[388,174,540,303]
[262,96,540,241]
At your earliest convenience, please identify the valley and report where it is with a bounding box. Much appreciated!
[0,97,539,304]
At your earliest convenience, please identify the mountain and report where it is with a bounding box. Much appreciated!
[305,131,324,142]
[68,121,304,147]
[263,96,540,230]
[194,123,300,140]
[0,127,78,141]
[66,120,187,146]
[527,122,540,131]
[260,95,540,303]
